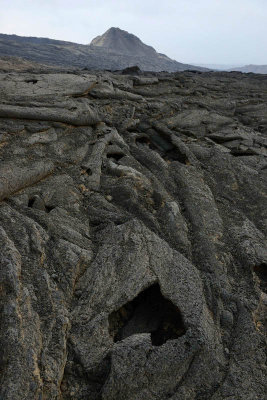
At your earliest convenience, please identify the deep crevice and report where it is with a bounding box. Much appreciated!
[28,197,35,208]
[25,79,38,84]
[135,136,151,146]
[106,152,124,162]
[254,263,267,292]
[28,197,55,213]
[135,134,189,164]
[108,283,186,346]
[258,125,265,133]
[45,205,55,213]
[163,148,189,164]
[81,167,93,176]
[60,342,111,400]
[85,167,93,176]
[231,150,257,157]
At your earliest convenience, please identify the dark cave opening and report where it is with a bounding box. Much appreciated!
[28,197,35,208]
[163,148,189,164]
[28,196,55,213]
[135,134,189,164]
[85,167,93,176]
[135,136,151,146]
[106,152,125,162]
[108,283,186,346]
[45,205,55,213]
[81,167,93,176]
[254,263,267,292]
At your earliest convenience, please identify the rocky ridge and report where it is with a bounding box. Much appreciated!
[0,29,207,72]
[0,66,266,399]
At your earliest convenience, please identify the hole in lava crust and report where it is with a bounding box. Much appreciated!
[163,148,189,164]
[28,197,35,208]
[254,263,267,292]
[135,136,151,146]
[108,283,186,346]
[106,152,125,162]
[45,205,55,213]
[25,79,38,84]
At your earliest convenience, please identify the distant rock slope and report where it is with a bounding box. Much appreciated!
[229,64,267,74]
[0,65,266,400]
[0,28,207,72]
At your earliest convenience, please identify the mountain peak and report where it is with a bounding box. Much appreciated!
[106,27,124,33]
[90,27,157,57]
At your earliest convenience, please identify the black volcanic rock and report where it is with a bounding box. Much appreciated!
[0,64,266,400]
[0,29,208,72]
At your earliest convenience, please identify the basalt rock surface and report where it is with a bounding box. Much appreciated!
[0,67,266,400]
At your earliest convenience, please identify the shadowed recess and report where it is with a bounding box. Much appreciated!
[254,263,267,292]
[28,197,35,208]
[106,152,125,162]
[135,136,151,146]
[25,79,38,84]
[108,283,186,346]
[28,196,55,213]
[135,133,189,164]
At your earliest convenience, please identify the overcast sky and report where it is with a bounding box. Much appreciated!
[0,0,266,65]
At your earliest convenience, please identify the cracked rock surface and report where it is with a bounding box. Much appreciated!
[0,68,266,400]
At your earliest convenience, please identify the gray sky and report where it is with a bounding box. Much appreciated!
[0,0,266,65]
